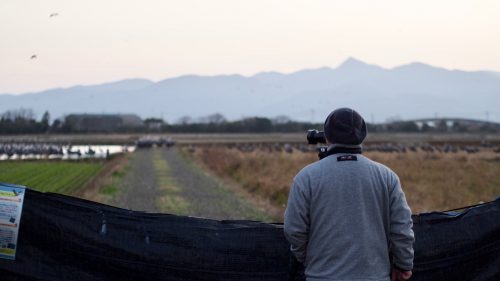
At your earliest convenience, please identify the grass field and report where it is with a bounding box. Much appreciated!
[0,161,103,194]
[189,146,500,214]
[2,132,500,145]
[2,132,499,215]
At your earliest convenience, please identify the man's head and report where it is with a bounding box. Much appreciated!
[324,108,367,145]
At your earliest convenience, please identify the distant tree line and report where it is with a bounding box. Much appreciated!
[162,114,321,133]
[370,120,500,133]
[1,109,499,134]
[0,109,50,134]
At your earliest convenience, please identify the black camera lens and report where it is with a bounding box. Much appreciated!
[307,129,327,144]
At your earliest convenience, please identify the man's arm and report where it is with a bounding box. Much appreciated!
[284,179,310,263]
[389,175,415,272]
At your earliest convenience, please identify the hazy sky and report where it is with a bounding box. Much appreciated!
[1,0,499,94]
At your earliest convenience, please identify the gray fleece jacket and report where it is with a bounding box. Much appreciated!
[284,153,414,281]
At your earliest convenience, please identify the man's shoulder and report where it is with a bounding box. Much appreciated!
[296,160,322,177]
[295,154,398,178]
[293,159,328,185]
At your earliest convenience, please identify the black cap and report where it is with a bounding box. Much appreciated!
[324,108,367,145]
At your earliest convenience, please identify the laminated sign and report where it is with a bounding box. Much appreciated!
[0,183,25,260]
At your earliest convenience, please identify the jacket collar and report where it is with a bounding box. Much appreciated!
[324,143,363,157]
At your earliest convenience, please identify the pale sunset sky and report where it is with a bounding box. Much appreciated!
[1,0,499,94]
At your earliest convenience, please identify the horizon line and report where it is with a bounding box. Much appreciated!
[2,57,499,96]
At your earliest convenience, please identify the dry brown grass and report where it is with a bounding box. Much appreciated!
[368,151,500,212]
[189,147,500,215]
[192,147,315,206]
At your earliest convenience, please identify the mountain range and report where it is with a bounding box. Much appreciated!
[1,58,499,123]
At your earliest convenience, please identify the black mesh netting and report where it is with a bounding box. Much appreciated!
[0,189,499,281]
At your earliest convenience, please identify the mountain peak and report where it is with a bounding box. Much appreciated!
[337,57,367,68]
[392,62,449,74]
[336,57,384,72]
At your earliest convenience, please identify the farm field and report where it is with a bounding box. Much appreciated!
[0,161,103,194]
[1,133,499,221]
[187,145,500,216]
[1,132,500,145]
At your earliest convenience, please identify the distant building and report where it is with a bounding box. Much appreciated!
[64,114,143,132]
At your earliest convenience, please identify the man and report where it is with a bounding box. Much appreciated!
[284,108,414,281]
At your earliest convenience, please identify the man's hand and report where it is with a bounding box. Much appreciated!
[391,268,412,281]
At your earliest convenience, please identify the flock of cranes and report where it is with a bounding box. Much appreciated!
[0,143,124,160]
[184,142,500,155]
[1,138,498,161]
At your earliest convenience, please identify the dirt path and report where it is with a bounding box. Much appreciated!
[113,147,271,221]
[113,149,160,212]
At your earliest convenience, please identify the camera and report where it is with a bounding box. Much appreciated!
[307,130,329,159]
[307,129,327,144]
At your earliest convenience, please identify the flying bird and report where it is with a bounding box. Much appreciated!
[49,13,58,17]
[30,54,37,59]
